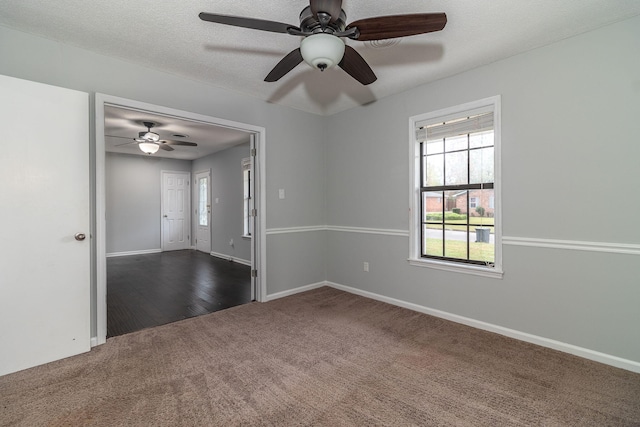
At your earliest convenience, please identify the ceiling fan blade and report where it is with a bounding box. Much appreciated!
[338,45,377,85]
[199,12,299,34]
[310,0,342,23]
[347,13,447,41]
[264,48,303,82]
[158,143,174,151]
[114,139,136,147]
[162,140,198,147]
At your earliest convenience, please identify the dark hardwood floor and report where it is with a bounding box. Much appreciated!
[107,250,252,338]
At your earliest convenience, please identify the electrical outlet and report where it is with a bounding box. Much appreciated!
[278,189,285,199]
[229,238,234,246]
[363,262,369,272]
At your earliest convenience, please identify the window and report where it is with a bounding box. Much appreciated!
[242,157,252,237]
[410,97,502,278]
[198,176,209,227]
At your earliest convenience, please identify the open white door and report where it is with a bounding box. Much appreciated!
[0,75,90,376]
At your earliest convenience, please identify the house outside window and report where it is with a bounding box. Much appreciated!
[409,96,502,278]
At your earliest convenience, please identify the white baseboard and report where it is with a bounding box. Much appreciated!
[320,281,639,373]
[265,281,326,302]
[210,251,251,267]
[106,249,162,258]
[90,336,98,348]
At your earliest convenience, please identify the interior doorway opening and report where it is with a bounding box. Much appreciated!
[95,94,266,344]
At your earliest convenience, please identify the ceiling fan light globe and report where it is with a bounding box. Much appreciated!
[300,33,345,71]
[139,142,160,154]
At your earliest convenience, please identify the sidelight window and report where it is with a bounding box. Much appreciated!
[242,157,252,237]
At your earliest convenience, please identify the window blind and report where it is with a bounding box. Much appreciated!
[416,111,493,142]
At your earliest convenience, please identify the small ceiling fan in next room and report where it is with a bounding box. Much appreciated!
[109,121,198,155]
[199,0,447,85]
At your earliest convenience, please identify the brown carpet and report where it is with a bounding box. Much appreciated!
[1,287,639,426]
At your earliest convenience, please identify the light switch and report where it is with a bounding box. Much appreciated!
[215,198,219,204]
[279,189,285,199]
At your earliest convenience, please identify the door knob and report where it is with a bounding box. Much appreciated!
[164,215,168,218]
[74,233,86,241]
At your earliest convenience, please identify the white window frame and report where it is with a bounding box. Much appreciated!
[408,96,503,279]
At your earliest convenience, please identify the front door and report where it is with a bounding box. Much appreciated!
[161,171,190,251]
[195,170,211,253]
[0,75,90,376]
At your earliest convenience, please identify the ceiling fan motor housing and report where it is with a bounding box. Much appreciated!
[299,6,347,33]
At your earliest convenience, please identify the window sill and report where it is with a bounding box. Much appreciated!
[408,258,503,279]
[242,235,252,240]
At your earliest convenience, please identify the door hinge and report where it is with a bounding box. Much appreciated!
[251,208,257,217]
[251,270,258,278]
[250,148,257,157]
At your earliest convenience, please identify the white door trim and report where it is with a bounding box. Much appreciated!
[95,94,267,346]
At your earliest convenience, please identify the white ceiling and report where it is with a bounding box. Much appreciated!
[104,106,251,160]
[1,1,640,116]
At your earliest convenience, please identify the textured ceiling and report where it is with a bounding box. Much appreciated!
[1,1,640,116]
[104,105,251,160]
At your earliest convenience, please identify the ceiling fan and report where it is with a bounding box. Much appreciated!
[110,121,198,155]
[199,0,446,85]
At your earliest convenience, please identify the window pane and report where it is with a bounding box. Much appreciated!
[423,224,443,257]
[445,151,468,186]
[445,134,467,152]
[469,189,495,262]
[446,190,466,217]
[469,189,495,223]
[198,177,208,227]
[469,130,494,149]
[444,228,468,259]
[423,191,443,221]
[426,138,444,155]
[470,147,494,184]
[469,228,494,263]
[425,154,444,187]
[243,169,250,236]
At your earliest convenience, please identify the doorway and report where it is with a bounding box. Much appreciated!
[161,170,191,252]
[95,94,266,345]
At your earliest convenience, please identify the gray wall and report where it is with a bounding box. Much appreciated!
[192,143,252,262]
[324,16,640,363]
[105,153,191,254]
